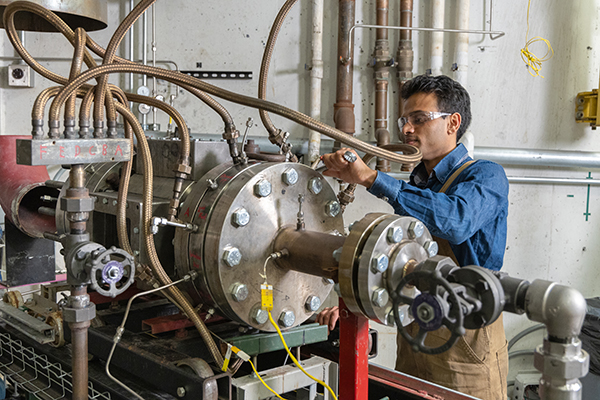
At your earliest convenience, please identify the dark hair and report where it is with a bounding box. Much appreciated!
[400,75,471,142]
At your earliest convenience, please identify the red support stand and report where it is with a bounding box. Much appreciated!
[339,298,370,399]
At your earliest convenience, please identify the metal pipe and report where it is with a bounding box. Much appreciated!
[70,286,90,400]
[373,0,391,172]
[334,0,356,137]
[129,0,135,109]
[397,0,414,129]
[307,0,324,164]
[151,3,157,127]
[141,8,148,127]
[454,0,470,85]
[474,147,600,169]
[345,25,505,63]
[0,135,56,238]
[431,0,445,76]
[273,228,345,281]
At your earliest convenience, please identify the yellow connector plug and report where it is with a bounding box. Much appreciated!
[261,284,273,311]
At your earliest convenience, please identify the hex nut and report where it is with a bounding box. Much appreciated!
[60,197,95,212]
[254,179,272,197]
[231,208,250,227]
[252,308,268,324]
[279,310,296,327]
[230,283,249,302]
[305,295,321,312]
[416,303,435,323]
[308,177,323,194]
[176,387,186,398]
[222,247,242,267]
[325,201,341,217]
[408,221,425,239]
[282,168,299,186]
[387,226,404,243]
[534,346,588,380]
[332,247,343,263]
[371,254,389,274]
[423,241,439,257]
[371,288,389,308]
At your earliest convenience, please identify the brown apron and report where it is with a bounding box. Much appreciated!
[395,160,508,400]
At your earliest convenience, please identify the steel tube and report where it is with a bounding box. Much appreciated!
[273,228,345,280]
[374,0,391,172]
[308,0,324,164]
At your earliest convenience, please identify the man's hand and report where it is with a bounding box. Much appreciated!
[315,306,340,334]
[322,148,377,188]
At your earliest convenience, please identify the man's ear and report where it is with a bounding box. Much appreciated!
[447,113,462,136]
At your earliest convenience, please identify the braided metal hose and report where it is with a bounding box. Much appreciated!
[49,63,422,164]
[258,0,298,136]
[114,101,225,369]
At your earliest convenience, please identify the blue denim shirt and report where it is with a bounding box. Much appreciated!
[368,144,508,271]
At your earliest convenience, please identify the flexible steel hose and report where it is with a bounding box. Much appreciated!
[114,101,225,368]
[50,64,422,164]
[258,0,298,135]
[3,2,117,125]
[65,28,87,137]
[94,0,156,128]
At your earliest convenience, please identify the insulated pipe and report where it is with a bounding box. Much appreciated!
[454,0,469,85]
[373,0,391,172]
[335,0,356,136]
[431,0,445,76]
[307,0,324,164]
[474,147,600,169]
[0,135,56,238]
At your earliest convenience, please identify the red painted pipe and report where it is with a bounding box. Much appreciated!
[0,135,57,237]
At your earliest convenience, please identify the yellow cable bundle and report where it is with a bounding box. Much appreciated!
[520,0,554,78]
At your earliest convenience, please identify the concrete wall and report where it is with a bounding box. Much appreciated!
[1,0,599,390]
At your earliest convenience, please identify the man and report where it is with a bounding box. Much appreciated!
[316,74,509,400]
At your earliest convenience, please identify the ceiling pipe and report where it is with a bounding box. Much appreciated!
[373,0,391,172]
[0,135,58,238]
[431,0,445,76]
[454,0,469,85]
[334,0,356,140]
[307,0,324,164]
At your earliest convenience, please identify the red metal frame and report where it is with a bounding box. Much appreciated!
[338,298,369,399]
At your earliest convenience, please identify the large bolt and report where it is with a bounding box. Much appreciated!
[371,254,389,274]
[231,208,250,227]
[279,310,296,327]
[416,303,435,323]
[222,247,242,267]
[387,226,404,243]
[107,266,121,280]
[408,221,425,239]
[372,288,389,307]
[308,177,323,194]
[305,295,321,312]
[254,179,272,197]
[282,168,299,186]
[176,387,186,398]
[325,201,341,217]
[251,308,268,324]
[423,241,439,257]
[230,283,249,302]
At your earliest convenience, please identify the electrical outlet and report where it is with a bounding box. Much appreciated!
[8,65,34,87]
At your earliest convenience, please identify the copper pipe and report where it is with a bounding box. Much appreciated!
[69,286,90,400]
[374,0,391,172]
[334,0,356,136]
[273,228,345,281]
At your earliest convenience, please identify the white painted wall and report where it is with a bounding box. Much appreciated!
[1,0,599,391]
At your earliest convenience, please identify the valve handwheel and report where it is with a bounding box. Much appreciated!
[392,270,466,355]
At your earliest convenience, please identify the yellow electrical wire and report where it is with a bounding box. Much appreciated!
[248,359,288,400]
[268,311,338,400]
[520,0,554,78]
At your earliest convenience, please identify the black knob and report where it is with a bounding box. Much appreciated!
[12,68,24,80]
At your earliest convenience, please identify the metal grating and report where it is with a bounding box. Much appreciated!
[0,332,111,400]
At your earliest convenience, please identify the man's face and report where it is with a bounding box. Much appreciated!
[401,92,458,162]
